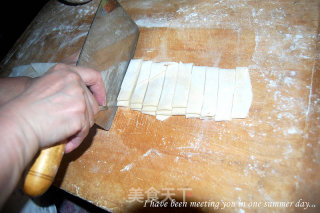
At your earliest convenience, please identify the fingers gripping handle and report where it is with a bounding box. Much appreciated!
[22,106,108,197]
[23,143,65,197]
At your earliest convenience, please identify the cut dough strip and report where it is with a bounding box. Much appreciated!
[157,62,179,116]
[215,69,236,121]
[117,59,142,107]
[201,67,219,119]
[130,61,152,110]
[231,67,253,118]
[186,66,206,118]
[142,62,167,115]
[172,62,193,115]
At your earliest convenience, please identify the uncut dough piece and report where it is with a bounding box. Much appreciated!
[31,63,56,76]
[215,69,236,121]
[157,62,179,116]
[201,67,219,119]
[130,61,152,110]
[232,67,252,118]
[11,63,56,78]
[10,65,37,78]
[142,62,167,115]
[117,59,142,107]
[172,62,193,115]
[186,66,206,118]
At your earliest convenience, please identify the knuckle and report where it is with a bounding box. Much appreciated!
[66,71,81,82]
[71,120,82,133]
[70,86,85,96]
[71,112,86,131]
[74,99,87,114]
[51,63,68,71]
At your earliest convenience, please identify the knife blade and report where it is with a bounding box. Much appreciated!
[77,0,139,130]
[23,0,139,197]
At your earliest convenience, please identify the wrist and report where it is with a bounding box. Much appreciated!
[0,77,32,106]
[0,101,40,169]
[0,101,39,206]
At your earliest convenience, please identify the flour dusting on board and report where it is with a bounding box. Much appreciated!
[1,0,98,67]
[142,148,163,158]
[120,163,134,172]
[4,0,318,208]
[118,0,319,204]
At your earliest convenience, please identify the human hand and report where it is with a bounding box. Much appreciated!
[1,63,106,153]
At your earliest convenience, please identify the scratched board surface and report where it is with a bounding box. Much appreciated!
[1,0,319,212]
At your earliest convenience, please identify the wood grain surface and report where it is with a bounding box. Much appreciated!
[1,0,319,212]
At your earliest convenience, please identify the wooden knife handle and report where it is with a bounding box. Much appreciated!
[23,143,65,197]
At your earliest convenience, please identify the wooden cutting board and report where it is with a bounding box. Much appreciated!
[1,0,319,212]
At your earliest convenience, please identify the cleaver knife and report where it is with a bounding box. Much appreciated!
[23,0,139,197]
[77,0,139,130]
